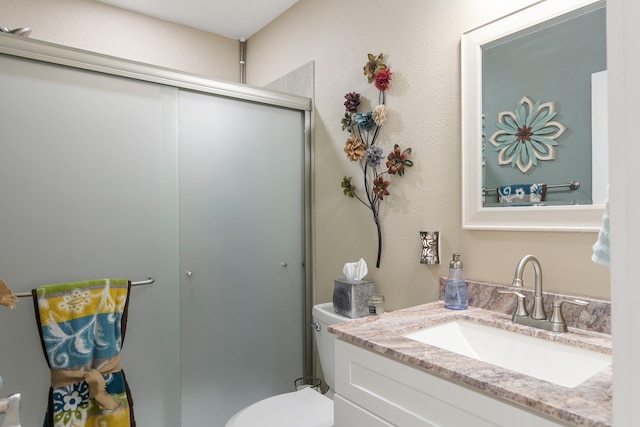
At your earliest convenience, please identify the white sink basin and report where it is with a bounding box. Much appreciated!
[404,319,611,388]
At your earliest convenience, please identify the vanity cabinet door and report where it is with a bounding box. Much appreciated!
[334,340,568,427]
[334,395,394,426]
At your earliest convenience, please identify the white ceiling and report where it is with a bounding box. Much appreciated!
[97,0,298,40]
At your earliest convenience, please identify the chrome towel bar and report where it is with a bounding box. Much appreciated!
[484,181,580,195]
[14,277,155,298]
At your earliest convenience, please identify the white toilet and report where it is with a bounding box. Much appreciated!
[225,302,352,427]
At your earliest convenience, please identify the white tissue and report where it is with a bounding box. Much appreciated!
[343,258,368,281]
[592,189,610,267]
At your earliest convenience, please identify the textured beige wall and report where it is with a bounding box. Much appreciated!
[1,0,610,308]
[0,0,240,81]
[247,0,611,309]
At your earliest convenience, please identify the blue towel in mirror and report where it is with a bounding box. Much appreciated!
[498,183,546,204]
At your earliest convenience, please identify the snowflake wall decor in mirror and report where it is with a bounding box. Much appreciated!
[489,96,567,174]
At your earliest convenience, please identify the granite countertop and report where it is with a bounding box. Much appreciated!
[328,284,612,427]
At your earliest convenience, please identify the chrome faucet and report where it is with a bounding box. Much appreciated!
[512,254,546,320]
[500,254,588,333]
[0,393,21,427]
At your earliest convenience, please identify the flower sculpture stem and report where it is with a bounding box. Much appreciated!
[362,159,383,268]
[340,53,413,268]
[372,207,382,268]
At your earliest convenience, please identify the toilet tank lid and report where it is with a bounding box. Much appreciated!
[312,302,351,325]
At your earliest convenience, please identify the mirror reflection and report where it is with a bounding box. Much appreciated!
[481,3,606,207]
[462,0,607,230]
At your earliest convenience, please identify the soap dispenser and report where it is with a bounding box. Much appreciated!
[444,253,468,310]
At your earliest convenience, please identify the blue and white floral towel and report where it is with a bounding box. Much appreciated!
[498,183,546,204]
[32,278,135,427]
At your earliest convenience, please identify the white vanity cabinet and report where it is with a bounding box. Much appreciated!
[334,339,569,427]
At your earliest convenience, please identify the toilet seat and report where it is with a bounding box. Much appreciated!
[225,387,333,427]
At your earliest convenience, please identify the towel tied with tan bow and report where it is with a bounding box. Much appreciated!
[33,279,136,427]
[50,354,122,410]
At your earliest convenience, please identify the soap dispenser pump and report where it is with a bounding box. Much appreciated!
[444,253,468,310]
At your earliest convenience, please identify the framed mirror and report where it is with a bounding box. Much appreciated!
[461,0,606,231]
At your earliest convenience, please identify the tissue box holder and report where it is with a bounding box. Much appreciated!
[333,278,375,318]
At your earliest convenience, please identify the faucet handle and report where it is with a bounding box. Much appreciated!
[549,299,589,330]
[498,290,528,317]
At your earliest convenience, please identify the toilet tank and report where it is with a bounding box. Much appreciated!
[312,302,353,392]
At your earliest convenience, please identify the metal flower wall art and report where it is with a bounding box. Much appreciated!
[489,96,567,174]
[340,53,413,268]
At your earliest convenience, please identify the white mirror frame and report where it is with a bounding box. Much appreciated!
[461,0,605,232]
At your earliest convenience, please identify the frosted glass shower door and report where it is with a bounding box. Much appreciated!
[179,90,306,425]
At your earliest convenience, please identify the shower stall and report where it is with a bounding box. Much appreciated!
[0,36,312,427]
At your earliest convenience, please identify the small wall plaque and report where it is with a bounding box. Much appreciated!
[420,231,440,265]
